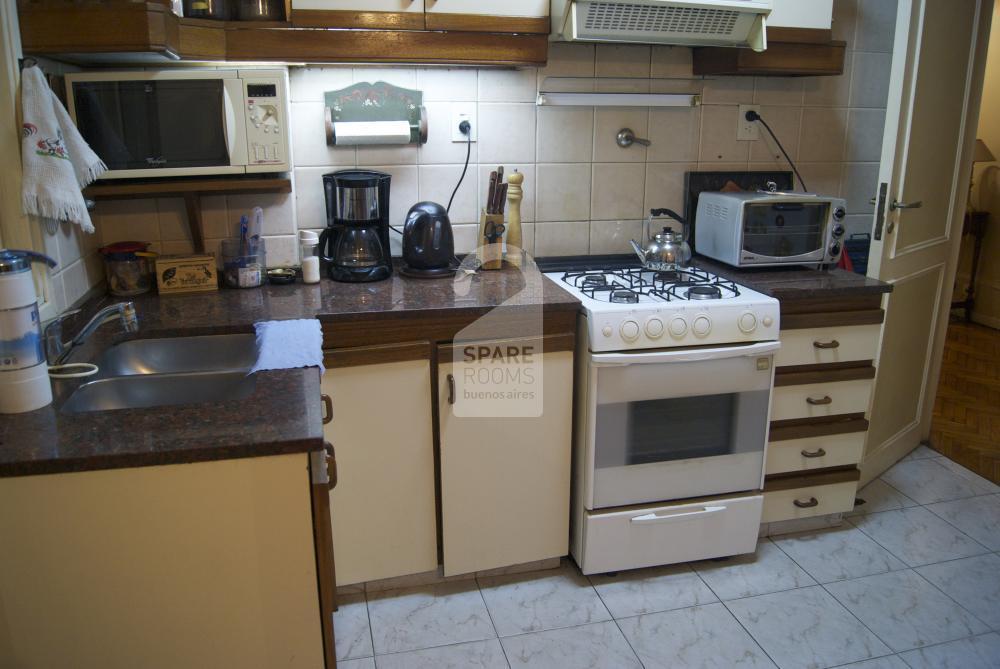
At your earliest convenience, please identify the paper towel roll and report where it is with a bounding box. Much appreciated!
[330,120,412,146]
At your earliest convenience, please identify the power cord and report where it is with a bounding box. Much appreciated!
[447,120,472,214]
[745,110,809,192]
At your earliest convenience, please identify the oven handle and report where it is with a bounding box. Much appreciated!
[592,341,780,366]
[631,506,726,524]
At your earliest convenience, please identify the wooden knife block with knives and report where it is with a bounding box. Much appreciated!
[478,166,524,271]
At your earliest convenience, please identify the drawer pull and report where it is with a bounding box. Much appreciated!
[801,448,827,458]
[447,374,456,404]
[631,506,725,525]
[324,442,337,490]
[321,394,333,424]
[794,497,819,508]
[813,340,840,349]
[806,395,833,405]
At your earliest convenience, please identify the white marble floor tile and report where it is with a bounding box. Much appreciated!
[880,459,992,505]
[367,581,496,655]
[824,570,989,652]
[830,656,909,669]
[849,507,988,566]
[903,445,941,461]
[501,620,641,669]
[898,632,1000,669]
[848,480,918,517]
[726,586,890,669]
[478,564,611,636]
[772,526,907,584]
[617,602,776,669]
[340,658,376,669]
[692,539,816,601]
[334,593,373,660]
[374,639,508,669]
[926,494,1000,551]
[916,553,1000,630]
[934,458,1000,494]
[589,563,718,618]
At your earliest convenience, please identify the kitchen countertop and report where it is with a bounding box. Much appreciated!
[692,257,892,301]
[0,267,579,478]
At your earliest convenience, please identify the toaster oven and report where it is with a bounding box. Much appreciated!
[695,192,847,268]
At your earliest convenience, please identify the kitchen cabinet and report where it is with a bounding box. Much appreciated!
[322,343,438,586]
[291,0,427,30]
[424,0,549,32]
[769,0,833,31]
[437,335,574,576]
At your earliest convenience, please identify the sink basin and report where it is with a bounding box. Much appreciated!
[92,334,257,377]
[62,371,257,413]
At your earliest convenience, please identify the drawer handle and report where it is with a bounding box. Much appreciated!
[631,506,725,524]
[794,497,819,508]
[813,340,840,349]
[324,441,337,490]
[806,395,833,405]
[321,394,333,424]
[801,448,827,458]
[447,374,456,405]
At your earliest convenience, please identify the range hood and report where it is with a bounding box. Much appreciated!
[551,0,771,52]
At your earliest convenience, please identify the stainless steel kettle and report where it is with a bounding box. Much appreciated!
[630,208,692,270]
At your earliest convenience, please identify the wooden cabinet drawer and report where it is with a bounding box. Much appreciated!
[771,379,872,421]
[762,480,857,523]
[776,324,882,368]
[765,432,866,475]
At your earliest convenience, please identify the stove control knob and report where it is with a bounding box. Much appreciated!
[692,315,712,337]
[738,312,758,334]
[620,320,640,341]
[762,315,774,328]
[645,317,664,338]
[602,325,613,338]
[669,316,688,337]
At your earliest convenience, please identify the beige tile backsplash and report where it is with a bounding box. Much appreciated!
[85,0,890,267]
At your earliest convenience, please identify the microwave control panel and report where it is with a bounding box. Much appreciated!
[243,75,289,171]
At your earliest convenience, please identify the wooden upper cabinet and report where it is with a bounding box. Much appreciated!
[291,0,426,30]
[424,0,549,33]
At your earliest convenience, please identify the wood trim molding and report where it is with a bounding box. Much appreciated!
[774,364,876,387]
[763,467,860,490]
[776,360,875,374]
[693,39,846,76]
[769,413,869,442]
[291,9,425,30]
[424,13,550,34]
[767,27,833,43]
[781,309,885,330]
[437,332,576,357]
[781,295,883,314]
[84,176,291,200]
[323,341,431,368]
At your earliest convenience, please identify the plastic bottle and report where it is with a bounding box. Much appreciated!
[300,230,321,284]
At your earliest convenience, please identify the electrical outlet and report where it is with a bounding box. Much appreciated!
[451,104,477,142]
[737,104,761,141]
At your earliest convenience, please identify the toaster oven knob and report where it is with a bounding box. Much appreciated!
[645,317,664,338]
[833,207,846,220]
[669,316,688,337]
[620,320,640,341]
[829,241,843,256]
[692,315,712,337]
[738,312,758,334]
[832,223,846,238]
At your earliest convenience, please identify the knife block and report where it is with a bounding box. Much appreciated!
[478,210,504,271]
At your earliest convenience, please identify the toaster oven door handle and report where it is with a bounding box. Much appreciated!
[631,506,726,524]
[592,341,780,366]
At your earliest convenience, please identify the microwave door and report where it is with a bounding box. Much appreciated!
[71,81,156,171]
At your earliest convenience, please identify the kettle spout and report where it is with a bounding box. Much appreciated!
[629,239,646,264]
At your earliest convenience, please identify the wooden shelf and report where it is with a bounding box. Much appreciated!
[693,28,846,77]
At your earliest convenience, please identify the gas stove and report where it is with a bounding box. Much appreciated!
[545,264,780,352]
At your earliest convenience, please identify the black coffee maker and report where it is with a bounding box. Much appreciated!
[320,170,392,282]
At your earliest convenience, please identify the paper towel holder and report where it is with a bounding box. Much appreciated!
[324,81,428,147]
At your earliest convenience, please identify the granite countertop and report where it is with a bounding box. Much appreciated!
[0,268,578,478]
[691,257,892,300]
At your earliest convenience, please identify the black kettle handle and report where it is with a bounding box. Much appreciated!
[650,208,687,225]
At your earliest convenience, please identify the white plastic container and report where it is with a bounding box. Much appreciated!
[0,250,56,413]
[300,230,321,284]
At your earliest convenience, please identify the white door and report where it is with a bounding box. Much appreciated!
[862,0,992,482]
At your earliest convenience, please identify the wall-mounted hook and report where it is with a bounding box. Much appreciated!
[616,128,651,148]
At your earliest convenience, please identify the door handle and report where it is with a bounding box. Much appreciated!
[794,497,819,508]
[321,394,333,424]
[890,199,923,210]
[806,395,833,406]
[813,339,839,349]
[447,374,456,405]
[801,448,827,458]
[630,506,725,524]
[324,442,337,490]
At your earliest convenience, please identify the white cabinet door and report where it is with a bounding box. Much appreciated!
[438,343,573,576]
[291,0,424,14]
[323,355,438,586]
[425,0,548,18]
[769,0,832,30]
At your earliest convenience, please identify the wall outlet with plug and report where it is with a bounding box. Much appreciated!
[737,104,761,141]
[451,104,477,142]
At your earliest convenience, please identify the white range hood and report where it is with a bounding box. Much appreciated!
[551,0,771,52]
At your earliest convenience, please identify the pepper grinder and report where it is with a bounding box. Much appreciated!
[505,170,524,268]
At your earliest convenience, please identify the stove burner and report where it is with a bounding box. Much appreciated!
[581,274,608,288]
[610,289,639,304]
[654,270,687,283]
[686,285,723,300]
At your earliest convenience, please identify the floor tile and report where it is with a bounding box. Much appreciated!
[848,480,918,516]
[904,445,941,461]
[916,553,1000,629]
[898,632,1000,669]
[693,539,815,601]
[367,581,496,655]
[825,570,989,652]
[831,656,909,669]
[772,526,907,584]
[589,563,718,618]
[340,658,376,669]
[926,494,1000,550]
[880,458,991,505]
[617,602,776,669]
[501,620,641,669]
[849,506,987,566]
[374,639,508,669]
[934,458,1000,494]
[726,586,890,669]
[334,593,373,660]
[478,564,611,636]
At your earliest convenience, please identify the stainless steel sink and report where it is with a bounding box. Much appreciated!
[62,371,257,413]
[92,333,257,377]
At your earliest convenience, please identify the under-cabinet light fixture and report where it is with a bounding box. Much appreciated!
[536,92,701,107]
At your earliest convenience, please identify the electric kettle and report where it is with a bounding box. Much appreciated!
[630,208,692,271]
[400,201,456,278]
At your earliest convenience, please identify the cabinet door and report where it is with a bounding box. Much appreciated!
[425,0,549,32]
[322,348,438,585]
[292,0,425,30]
[769,0,833,30]
[438,338,573,576]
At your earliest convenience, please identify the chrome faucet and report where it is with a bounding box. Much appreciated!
[44,302,139,366]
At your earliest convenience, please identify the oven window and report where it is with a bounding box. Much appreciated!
[742,202,829,258]
[72,80,229,171]
[594,390,770,469]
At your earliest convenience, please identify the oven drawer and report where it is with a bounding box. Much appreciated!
[578,494,762,575]
[776,324,882,368]
[762,480,857,523]
[770,379,872,421]
[765,432,866,475]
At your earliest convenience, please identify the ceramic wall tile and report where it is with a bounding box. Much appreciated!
[416,67,477,102]
[798,163,845,197]
[228,192,296,236]
[850,51,892,108]
[367,165,418,228]
[451,223,480,255]
[503,621,642,669]
[96,198,160,246]
[650,46,693,78]
[589,219,642,255]
[477,164,536,223]
[479,68,537,103]
[803,53,854,107]
[534,221,590,256]
[293,166,331,230]
[749,105,801,163]
[160,240,195,255]
[290,102,357,168]
[846,109,887,162]
[841,162,880,214]
[199,195,230,239]
[538,43,596,83]
[418,164,478,224]
[591,163,645,220]
[595,44,651,78]
[352,67,417,89]
[537,107,595,163]
[261,234,298,267]
[477,103,536,164]
[855,0,898,53]
[589,563,718,618]
[356,144,418,167]
[832,0,859,49]
[800,108,848,162]
[417,101,480,165]
[754,77,805,107]
[593,108,649,163]
[700,105,751,163]
[643,162,695,214]
[536,164,591,222]
[288,66,354,102]
[702,77,755,105]
[646,108,701,162]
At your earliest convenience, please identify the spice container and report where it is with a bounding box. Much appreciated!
[235,0,284,20]
[221,238,266,288]
[182,0,228,19]
[299,230,320,284]
[99,241,157,296]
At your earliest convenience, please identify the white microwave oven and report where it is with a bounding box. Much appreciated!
[695,191,847,268]
[64,69,290,179]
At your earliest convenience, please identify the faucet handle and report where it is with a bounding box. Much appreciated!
[42,309,80,365]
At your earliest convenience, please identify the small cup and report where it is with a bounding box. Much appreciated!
[221,238,266,289]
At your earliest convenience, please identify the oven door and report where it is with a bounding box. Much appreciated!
[739,201,830,265]
[585,341,779,509]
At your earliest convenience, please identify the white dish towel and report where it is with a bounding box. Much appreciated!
[20,65,106,233]
[250,318,325,374]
